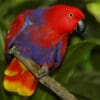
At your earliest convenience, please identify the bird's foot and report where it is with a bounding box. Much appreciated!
[38,66,49,78]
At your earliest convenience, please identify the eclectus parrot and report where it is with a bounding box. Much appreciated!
[3,5,85,96]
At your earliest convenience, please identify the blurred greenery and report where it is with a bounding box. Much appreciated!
[0,0,100,100]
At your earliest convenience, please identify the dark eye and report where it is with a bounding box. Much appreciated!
[68,13,74,18]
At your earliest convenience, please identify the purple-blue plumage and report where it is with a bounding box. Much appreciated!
[8,17,30,48]
[14,29,65,68]
[31,8,46,25]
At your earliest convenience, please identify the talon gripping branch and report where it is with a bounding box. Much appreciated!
[3,5,85,96]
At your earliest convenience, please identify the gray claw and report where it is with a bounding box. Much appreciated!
[38,66,49,78]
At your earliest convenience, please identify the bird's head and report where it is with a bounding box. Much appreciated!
[45,5,85,35]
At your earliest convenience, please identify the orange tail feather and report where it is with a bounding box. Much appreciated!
[3,57,38,96]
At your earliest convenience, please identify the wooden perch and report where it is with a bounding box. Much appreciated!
[8,46,77,100]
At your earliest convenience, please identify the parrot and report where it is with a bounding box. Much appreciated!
[3,4,85,96]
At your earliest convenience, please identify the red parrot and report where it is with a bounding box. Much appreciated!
[3,5,85,96]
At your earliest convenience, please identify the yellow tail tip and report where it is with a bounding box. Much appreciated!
[3,57,38,96]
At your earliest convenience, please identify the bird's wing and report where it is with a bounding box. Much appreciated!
[5,10,31,52]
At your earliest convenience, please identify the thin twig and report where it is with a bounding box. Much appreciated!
[8,46,77,100]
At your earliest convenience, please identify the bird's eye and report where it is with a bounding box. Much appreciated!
[68,13,74,18]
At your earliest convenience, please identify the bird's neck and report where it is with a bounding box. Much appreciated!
[43,8,67,36]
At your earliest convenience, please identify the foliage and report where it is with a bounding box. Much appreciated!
[0,0,100,100]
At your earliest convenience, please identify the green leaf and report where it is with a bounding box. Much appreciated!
[67,72,100,100]
[91,46,100,70]
[55,39,100,83]
[0,30,5,61]
[86,2,100,22]
[30,84,56,100]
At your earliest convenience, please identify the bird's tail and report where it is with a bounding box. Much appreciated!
[3,57,37,96]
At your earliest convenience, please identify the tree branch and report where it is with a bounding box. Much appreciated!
[8,46,77,100]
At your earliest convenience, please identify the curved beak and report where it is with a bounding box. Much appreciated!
[75,19,86,34]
